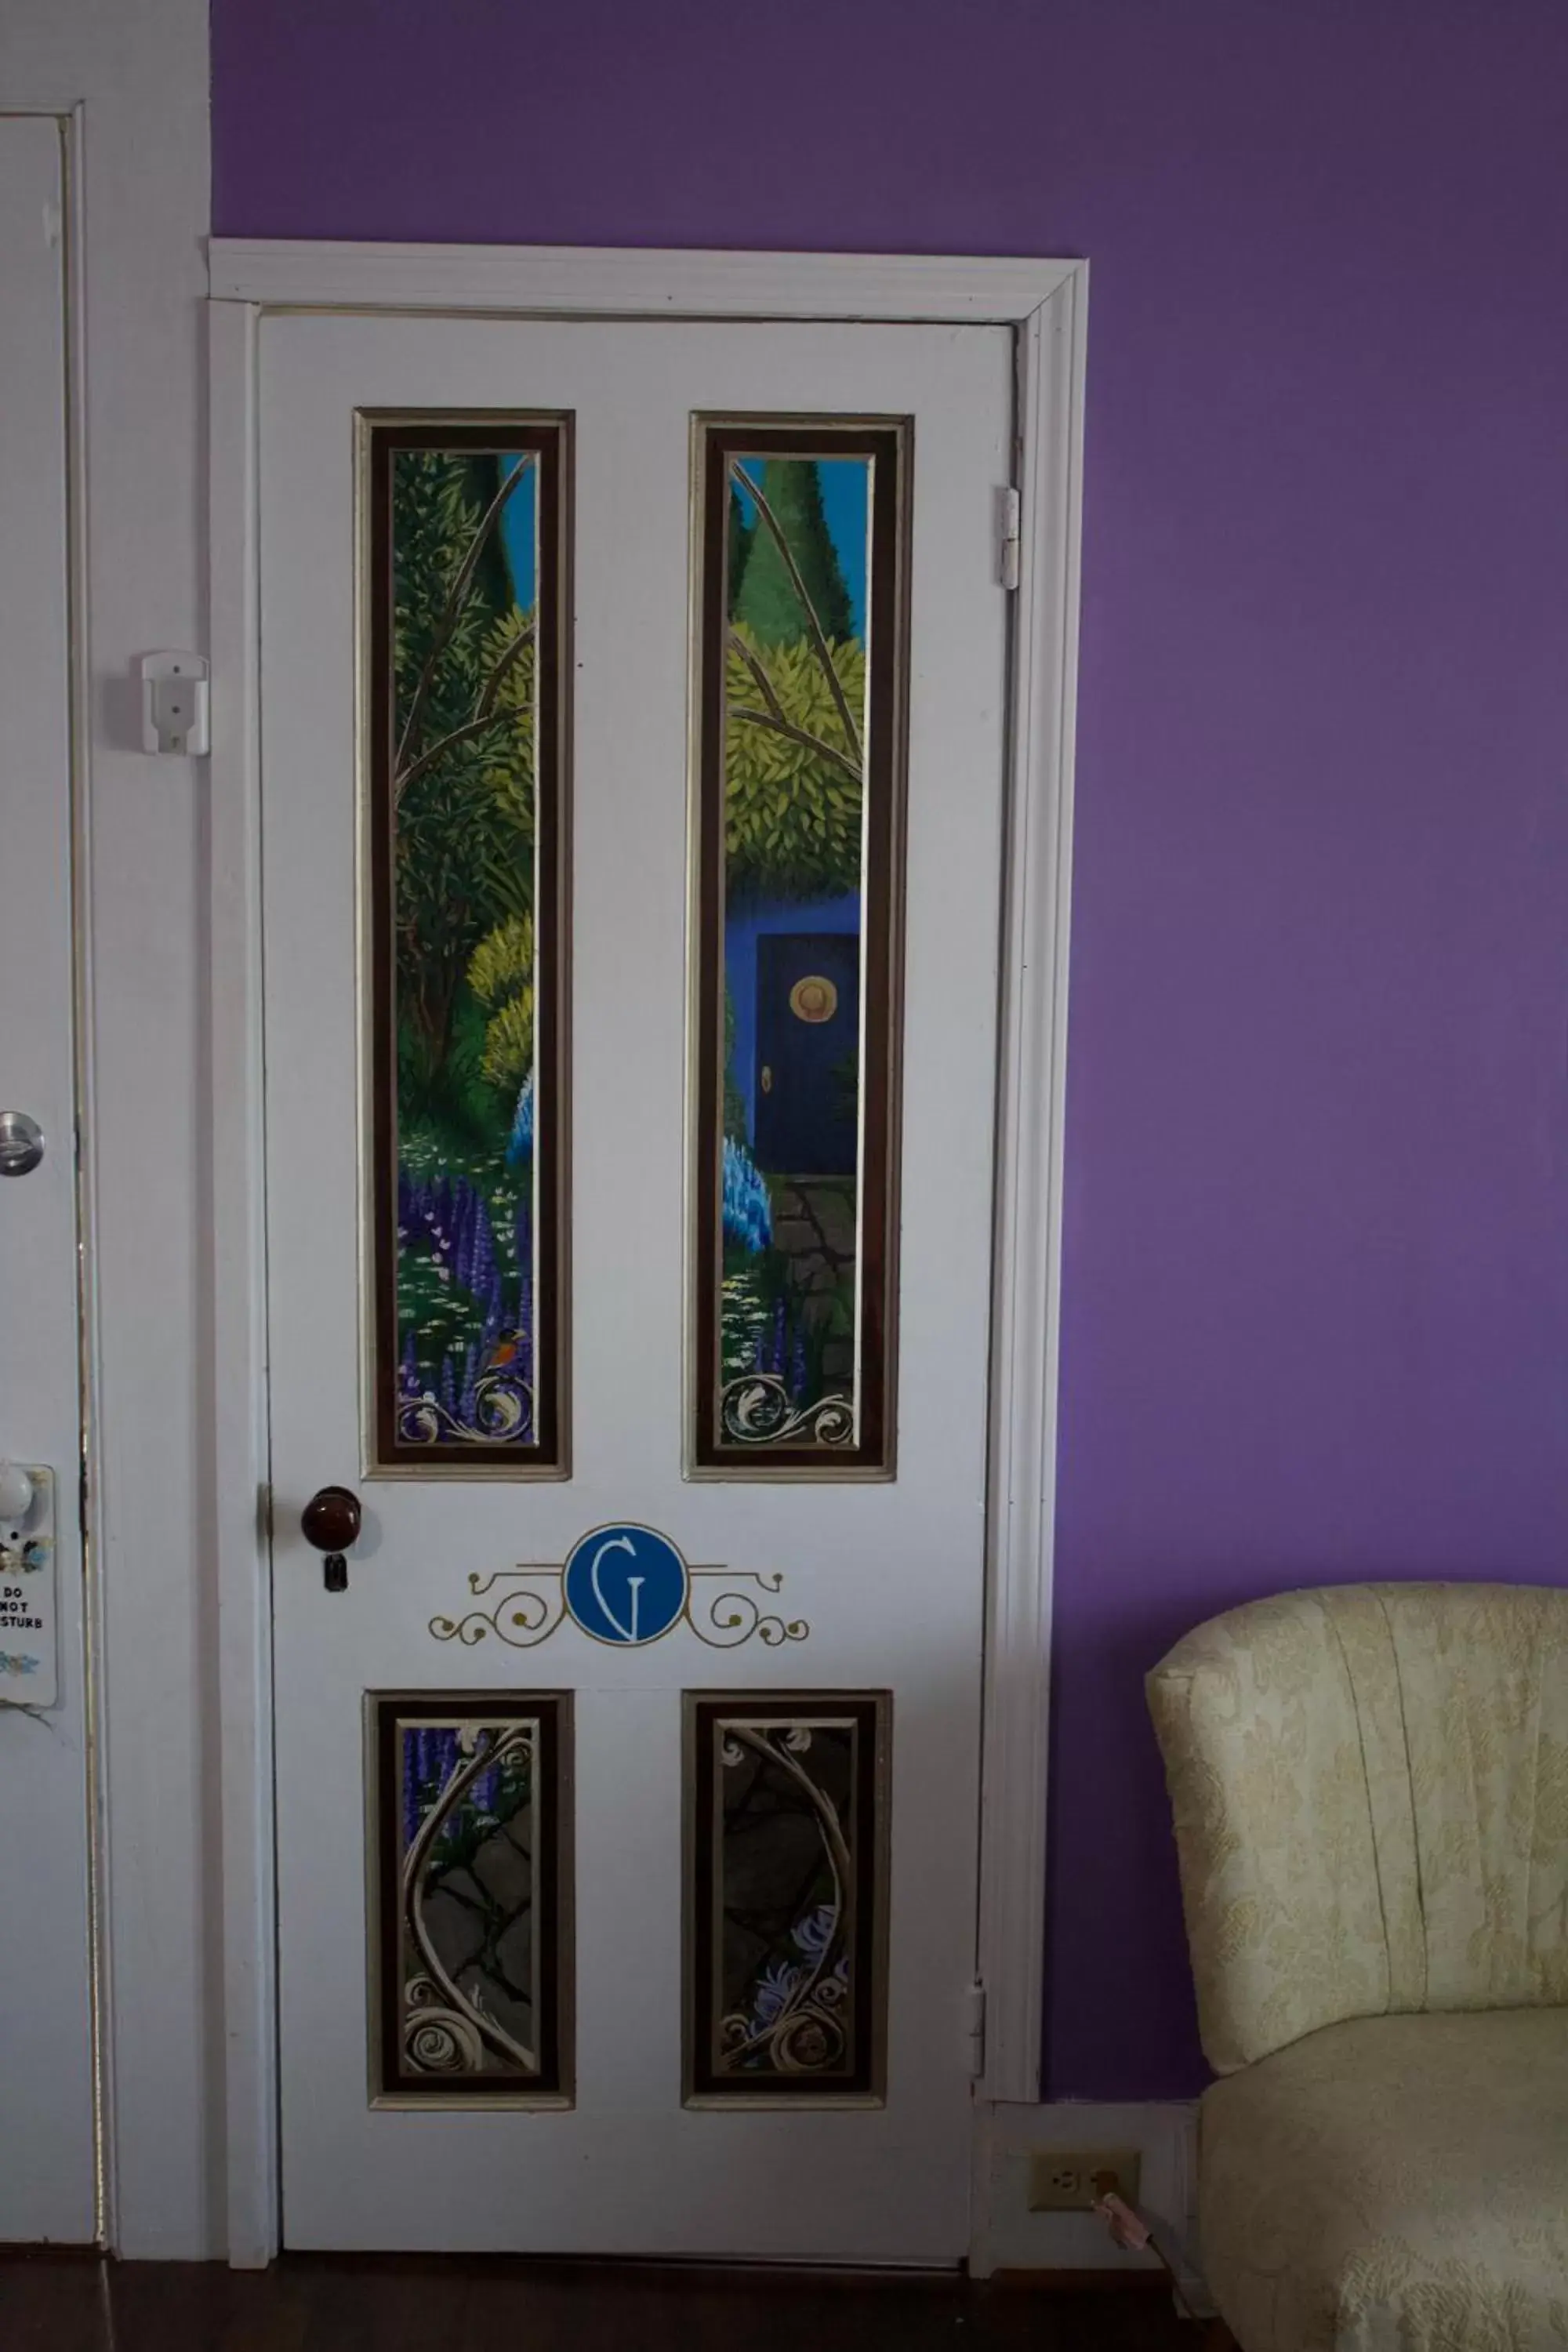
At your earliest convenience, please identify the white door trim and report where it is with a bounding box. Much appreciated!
[9,0,210,2256]
[209,238,1080,325]
[208,240,1086,2265]
[209,293,275,2270]
[0,102,103,2248]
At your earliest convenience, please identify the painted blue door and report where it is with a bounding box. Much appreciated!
[754,932,860,1175]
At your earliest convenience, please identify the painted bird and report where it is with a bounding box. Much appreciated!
[481,1328,526,1372]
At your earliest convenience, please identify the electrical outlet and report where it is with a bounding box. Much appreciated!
[1027,2146,1142,2212]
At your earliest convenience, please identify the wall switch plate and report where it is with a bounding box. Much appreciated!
[1027,2146,1142,2212]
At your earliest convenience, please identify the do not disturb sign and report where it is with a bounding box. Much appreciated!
[0,1463,56,1708]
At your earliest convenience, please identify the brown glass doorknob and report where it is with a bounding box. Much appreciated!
[302,1485,362,1592]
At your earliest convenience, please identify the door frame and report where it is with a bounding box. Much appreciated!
[207,241,1087,2267]
[0,101,104,2248]
[8,0,211,2257]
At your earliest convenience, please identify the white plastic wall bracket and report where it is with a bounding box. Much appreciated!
[140,650,210,755]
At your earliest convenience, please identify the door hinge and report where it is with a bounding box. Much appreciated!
[965,1977,987,2078]
[997,486,1021,590]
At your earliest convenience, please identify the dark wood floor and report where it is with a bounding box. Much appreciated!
[0,2252,1196,2350]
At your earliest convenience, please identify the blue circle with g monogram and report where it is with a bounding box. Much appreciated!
[562,1523,689,1646]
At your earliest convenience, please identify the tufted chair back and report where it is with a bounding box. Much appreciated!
[1147,1583,1568,2074]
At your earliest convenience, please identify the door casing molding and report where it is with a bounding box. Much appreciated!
[9,0,211,2259]
[208,239,1087,2266]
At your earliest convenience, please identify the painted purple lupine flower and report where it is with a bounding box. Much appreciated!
[470,1195,497,1303]
[427,1726,458,1795]
[397,1157,541,1433]
[750,1958,800,2027]
[402,1729,423,1849]
[792,1903,838,1958]
[514,1197,534,1377]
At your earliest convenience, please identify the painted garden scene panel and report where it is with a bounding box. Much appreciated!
[372,1693,572,2103]
[686,1693,887,2103]
[366,420,567,1469]
[695,422,909,1472]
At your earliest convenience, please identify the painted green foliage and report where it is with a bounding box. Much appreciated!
[724,631,866,900]
[390,450,541,1440]
[717,456,869,1437]
[724,460,864,902]
[393,451,538,1140]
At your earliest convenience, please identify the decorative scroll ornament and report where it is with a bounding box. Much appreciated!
[397,1369,532,1447]
[717,1725,851,2078]
[401,1721,538,2080]
[720,1377,855,1448]
[403,1976,486,2074]
[430,1522,809,1653]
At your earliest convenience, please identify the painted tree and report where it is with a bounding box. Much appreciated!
[467,912,535,1091]
[724,630,866,898]
[731,460,855,648]
[390,451,537,1131]
[724,459,866,901]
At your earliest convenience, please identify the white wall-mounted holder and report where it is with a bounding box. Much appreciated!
[0,1462,56,1706]
[140,649,209,754]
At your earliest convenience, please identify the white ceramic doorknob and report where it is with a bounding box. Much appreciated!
[0,1462,35,1523]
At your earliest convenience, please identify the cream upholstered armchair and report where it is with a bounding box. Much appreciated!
[1148,1583,1568,2352]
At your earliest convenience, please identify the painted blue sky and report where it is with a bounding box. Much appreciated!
[495,452,538,608]
[732,456,870,639]
[495,448,869,637]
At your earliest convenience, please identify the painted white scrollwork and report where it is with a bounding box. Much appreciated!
[720,1375,855,1446]
[397,1369,533,1446]
[401,1725,539,2079]
[716,1723,853,2078]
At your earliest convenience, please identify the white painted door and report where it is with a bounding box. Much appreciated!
[262,309,1011,2259]
[0,115,96,2244]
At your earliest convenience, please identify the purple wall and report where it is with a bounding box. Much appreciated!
[212,0,1568,2099]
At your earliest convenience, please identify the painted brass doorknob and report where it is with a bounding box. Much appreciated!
[302,1484,362,1594]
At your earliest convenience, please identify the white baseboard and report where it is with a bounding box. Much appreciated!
[971,2098,1206,2304]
